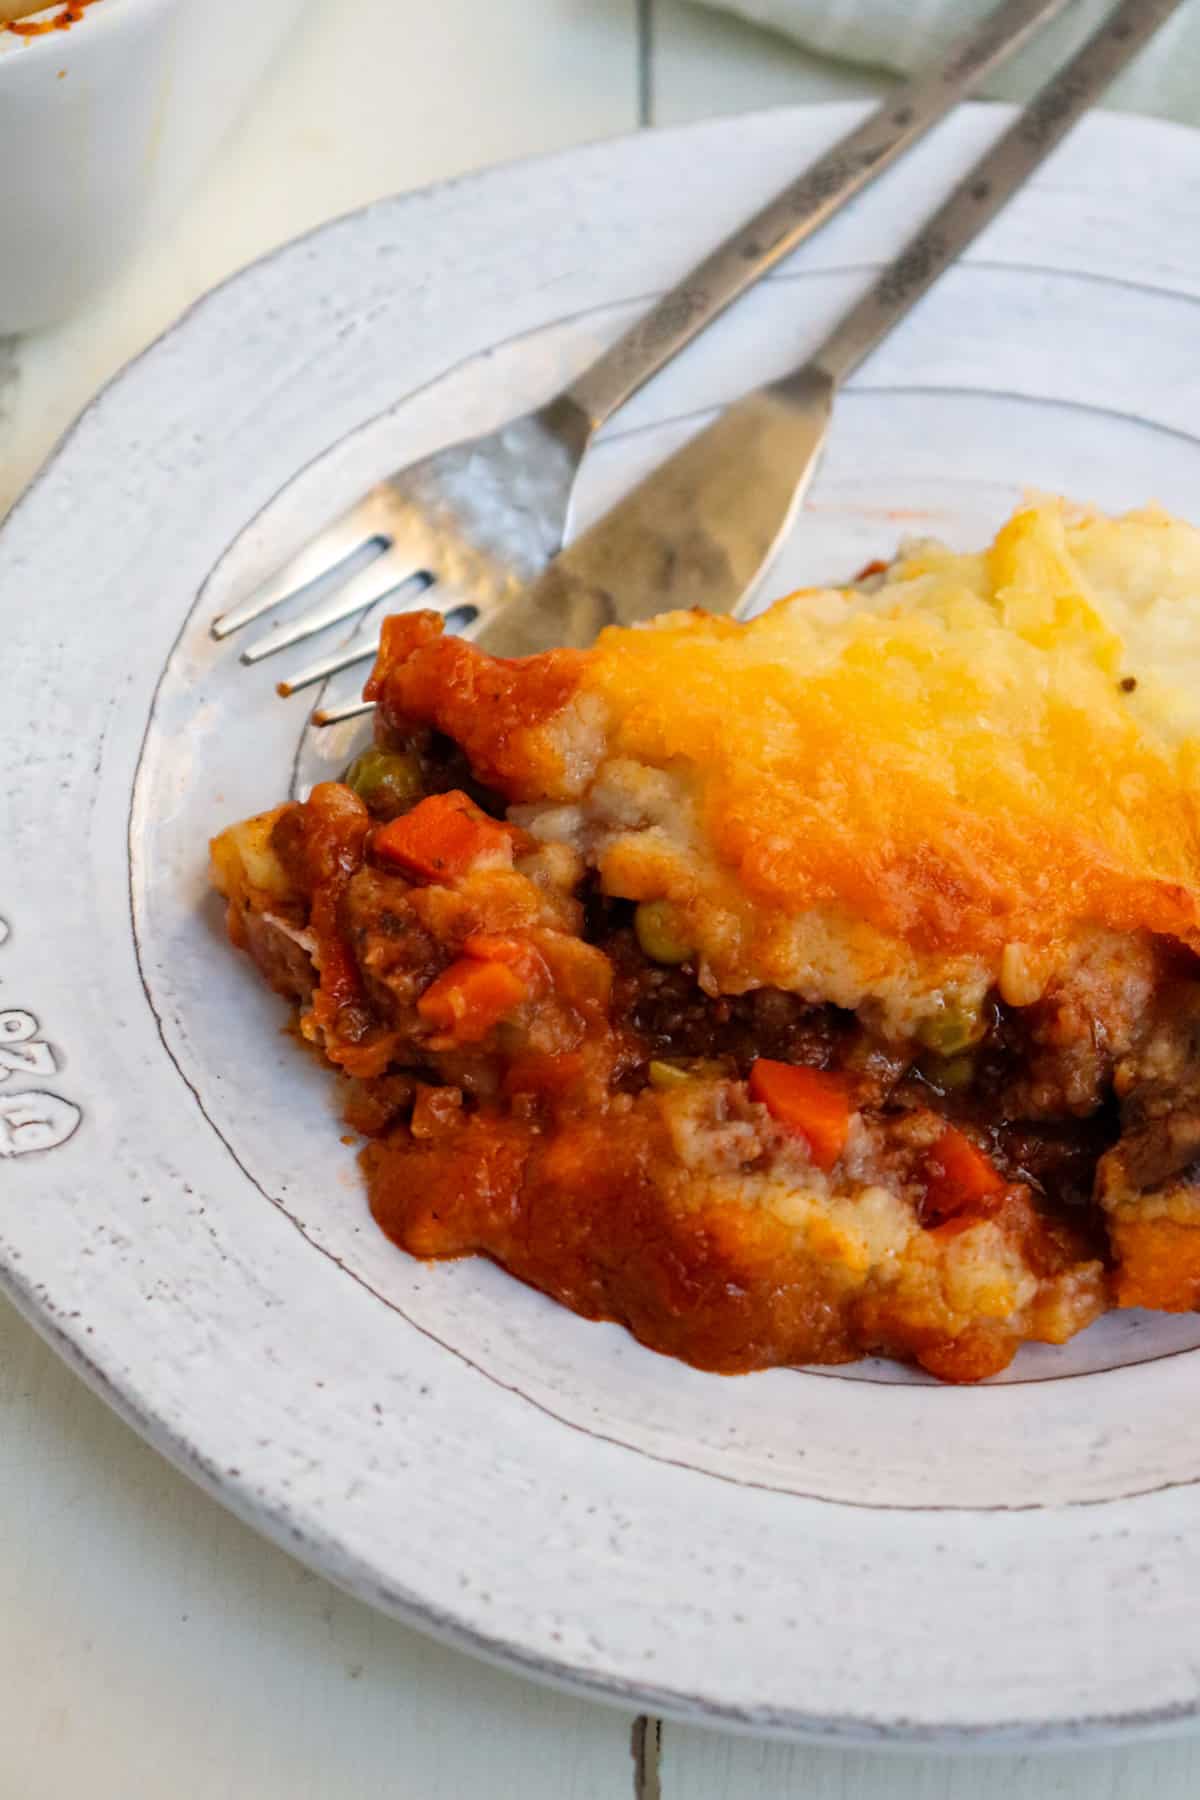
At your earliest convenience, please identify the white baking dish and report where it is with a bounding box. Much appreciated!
[0,0,309,334]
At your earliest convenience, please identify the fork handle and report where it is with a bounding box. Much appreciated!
[798,0,1187,394]
[553,0,1078,437]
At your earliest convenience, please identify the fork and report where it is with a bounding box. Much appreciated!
[211,0,1077,695]
[309,0,1183,722]
[462,0,1185,664]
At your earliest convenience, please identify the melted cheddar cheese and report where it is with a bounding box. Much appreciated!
[372,500,1200,1035]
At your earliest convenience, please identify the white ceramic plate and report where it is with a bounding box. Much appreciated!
[5,104,1200,1747]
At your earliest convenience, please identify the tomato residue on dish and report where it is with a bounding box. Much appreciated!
[6,0,103,35]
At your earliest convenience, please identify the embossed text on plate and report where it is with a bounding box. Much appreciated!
[0,915,81,1158]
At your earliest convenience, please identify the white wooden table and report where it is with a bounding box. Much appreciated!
[3,3,1199,1793]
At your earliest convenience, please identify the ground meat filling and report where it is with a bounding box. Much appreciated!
[606,921,846,1076]
[602,908,1119,1215]
[212,734,1200,1382]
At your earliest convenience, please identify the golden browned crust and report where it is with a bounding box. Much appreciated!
[371,502,1200,1032]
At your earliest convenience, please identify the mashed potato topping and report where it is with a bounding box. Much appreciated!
[369,502,1200,1036]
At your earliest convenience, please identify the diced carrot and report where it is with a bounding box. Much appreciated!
[921,1126,1005,1227]
[461,933,550,997]
[747,1059,851,1172]
[461,932,526,963]
[372,791,513,883]
[417,957,527,1044]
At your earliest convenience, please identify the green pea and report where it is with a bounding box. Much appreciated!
[648,1060,692,1091]
[922,1053,976,1092]
[916,1004,985,1058]
[344,747,424,817]
[634,900,694,966]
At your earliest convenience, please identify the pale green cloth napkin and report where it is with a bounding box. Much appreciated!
[695,0,1198,121]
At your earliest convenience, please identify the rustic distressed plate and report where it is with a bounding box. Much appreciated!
[5,105,1200,1746]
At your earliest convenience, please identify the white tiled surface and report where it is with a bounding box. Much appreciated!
[3,3,1199,1794]
[658,1732,1200,1798]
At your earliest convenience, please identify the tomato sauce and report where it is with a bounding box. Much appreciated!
[214,776,1111,1384]
[6,0,102,36]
